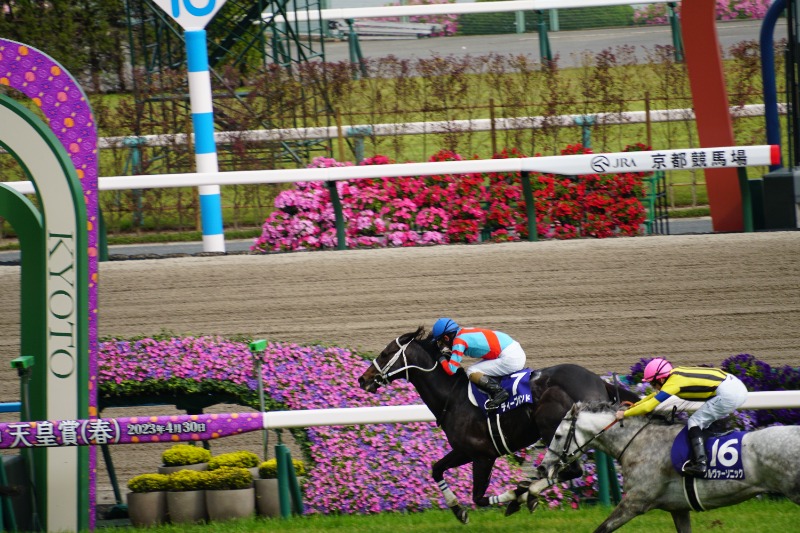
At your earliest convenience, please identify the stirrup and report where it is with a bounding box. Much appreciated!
[485,391,509,410]
[681,460,707,477]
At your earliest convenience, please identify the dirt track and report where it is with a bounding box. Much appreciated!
[1,231,799,504]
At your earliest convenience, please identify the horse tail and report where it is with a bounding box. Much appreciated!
[603,381,640,404]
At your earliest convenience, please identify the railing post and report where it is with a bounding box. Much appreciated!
[326,181,347,250]
[275,443,304,518]
[573,115,596,149]
[346,125,373,163]
[249,339,269,460]
[738,167,754,232]
[520,171,538,241]
[536,11,552,64]
[668,3,685,62]
[549,9,559,32]
[595,451,611,506]
[645,172,657,235]
[346,19,367,80]
[515,11,525,34]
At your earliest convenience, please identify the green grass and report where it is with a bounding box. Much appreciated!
[124,498,797,532]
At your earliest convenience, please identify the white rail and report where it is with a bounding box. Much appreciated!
[94,104,782,149]
[2,144,778,195]
[264,0,671,23]
[262,390,800,429]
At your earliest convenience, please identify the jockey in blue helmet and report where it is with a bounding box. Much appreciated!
[431,317,526,410]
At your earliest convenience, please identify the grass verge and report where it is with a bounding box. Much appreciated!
[127,497,796,532]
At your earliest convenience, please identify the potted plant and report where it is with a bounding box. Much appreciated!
[208,450,260,478]
[166,468,210,524]
[204,467,255,521]
[159,444,212,474]
[255,458,306,518]
[126,473,170,527]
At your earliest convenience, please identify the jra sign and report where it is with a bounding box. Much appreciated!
[151,0,227,30]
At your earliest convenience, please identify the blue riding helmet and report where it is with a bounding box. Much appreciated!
[432,318,459,340]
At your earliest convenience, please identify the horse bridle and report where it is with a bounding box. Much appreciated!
[371,337,439,386]
[552,412,651,474]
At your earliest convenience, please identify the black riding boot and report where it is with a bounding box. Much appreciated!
[682,426,708,477]
[476,375,509,410]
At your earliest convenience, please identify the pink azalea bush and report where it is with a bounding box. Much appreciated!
[634,0,771,25]
[252,146,647,253]
[376,0,459,37]
[98,335,601,513]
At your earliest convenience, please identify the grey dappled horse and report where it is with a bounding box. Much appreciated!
[536,401,800,533]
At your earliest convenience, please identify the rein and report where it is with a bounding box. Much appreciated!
[372,337,439,385]
[556,413,652,471]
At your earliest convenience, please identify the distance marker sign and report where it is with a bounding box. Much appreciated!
[150,0,228,30]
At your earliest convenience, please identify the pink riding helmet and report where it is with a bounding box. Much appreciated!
[643,358,673,382]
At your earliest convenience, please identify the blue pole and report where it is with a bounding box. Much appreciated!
[761,0,786,171]
[185,29,225,252]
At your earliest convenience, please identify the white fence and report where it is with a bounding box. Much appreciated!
[2,144,778,195]
[85,104,780,150]
[262,390,800,429]
[265,0,671,23]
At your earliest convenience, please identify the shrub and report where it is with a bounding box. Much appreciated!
[259,458,306,479]
[209,450,260,470]
[127,473,171,493]
[167,469,210,492]
[252,147,647,253]
[205,467,253,490]
[161,444,212,467]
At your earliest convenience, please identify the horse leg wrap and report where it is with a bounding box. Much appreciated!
[437,479,459,508]
[489,491,515,505]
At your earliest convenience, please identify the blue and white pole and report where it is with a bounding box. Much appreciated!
[186,29,225,252]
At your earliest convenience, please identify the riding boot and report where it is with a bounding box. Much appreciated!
[476,375,509,410]
[682,426,708,477]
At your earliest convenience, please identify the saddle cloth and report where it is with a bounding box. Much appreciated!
[468,369,533,416]
[670,426,746,480]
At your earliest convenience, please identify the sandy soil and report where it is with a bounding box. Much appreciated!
[0,231,799,505]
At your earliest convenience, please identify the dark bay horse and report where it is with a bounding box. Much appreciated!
[539,402,800,532]
[357,327,639,523]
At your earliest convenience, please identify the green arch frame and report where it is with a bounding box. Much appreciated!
[0,94,89,531]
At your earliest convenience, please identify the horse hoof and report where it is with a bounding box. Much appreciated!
[505,500,521,516]
[450,505,469,524]
[526,495,540,514]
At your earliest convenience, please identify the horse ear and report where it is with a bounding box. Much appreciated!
[569,403,580,417]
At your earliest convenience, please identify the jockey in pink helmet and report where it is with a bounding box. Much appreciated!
[643,358,673,382]
[615,357,748,477]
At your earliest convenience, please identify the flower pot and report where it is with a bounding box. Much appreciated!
[158,462,208,475]
[205,487,255,521]
[126,491,167,527]
[167,490,207,524]
[254,478,280,518]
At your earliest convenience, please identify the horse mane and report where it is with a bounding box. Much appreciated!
[399,326,446,361]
